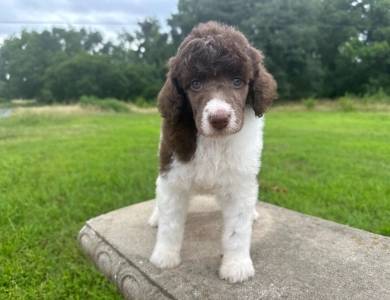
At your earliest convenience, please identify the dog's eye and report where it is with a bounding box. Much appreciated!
[191,81,202,90]
[232,78,243,87]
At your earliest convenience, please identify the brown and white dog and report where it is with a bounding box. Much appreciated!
[148,22,277,283]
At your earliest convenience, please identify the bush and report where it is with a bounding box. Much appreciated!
[41,53,129,103]
[37,88,56,104]
[133,97,157,108]
[79,96,130,113]
[362,88,390,104]
[301,97,316,110]
[339,95,355,112]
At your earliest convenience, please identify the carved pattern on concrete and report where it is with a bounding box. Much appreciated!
[78,224,171,300]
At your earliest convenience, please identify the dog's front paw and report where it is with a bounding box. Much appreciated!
[148,207,159,227]
[150,250,181,269]
[148,213,158,227]
[219,259,254,283]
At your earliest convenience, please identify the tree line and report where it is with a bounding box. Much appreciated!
[0,0,389,103]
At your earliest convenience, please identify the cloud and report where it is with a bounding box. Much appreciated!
[0,0,178,43]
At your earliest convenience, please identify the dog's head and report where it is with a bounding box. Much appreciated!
[158,21,277,137]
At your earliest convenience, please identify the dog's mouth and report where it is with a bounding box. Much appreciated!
[197,99,243,137]
[199,113,242,138]
[200,129,241,139]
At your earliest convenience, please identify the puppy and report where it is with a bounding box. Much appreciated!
[148,21,277,283]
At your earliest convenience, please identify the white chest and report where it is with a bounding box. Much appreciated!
[166,108,265,192]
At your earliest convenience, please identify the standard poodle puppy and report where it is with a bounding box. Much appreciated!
[148,21,277,283]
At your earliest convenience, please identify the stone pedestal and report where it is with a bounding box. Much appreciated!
[78,196,390,299]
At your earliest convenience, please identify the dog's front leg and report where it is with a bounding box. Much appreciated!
[150,176,190,269]
[217,180,257,283]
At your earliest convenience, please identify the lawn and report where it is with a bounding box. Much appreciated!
[0,108,389,299]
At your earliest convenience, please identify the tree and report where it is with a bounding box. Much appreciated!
[0,28,105,100]
[115,18,175,100]
[169,0,324,99]
[243,0,324,99]
[40,53,128,103]
[2,1,389,102]
[0,30,60,99]
[168,0,390,99]
[120,18,175,79]
[334,0,390,95]
[169,0,256,47]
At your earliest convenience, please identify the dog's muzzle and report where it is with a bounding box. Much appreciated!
[209,113,229,129]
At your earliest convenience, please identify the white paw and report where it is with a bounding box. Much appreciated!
[219,259,255,283]
[148,214,158,227]
[150,250,181,269]
[253,208,260,221]
[148,207,159,227]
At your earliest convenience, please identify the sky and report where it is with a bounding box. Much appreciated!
[0,0,178,44]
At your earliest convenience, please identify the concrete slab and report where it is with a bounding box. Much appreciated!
[78,196,390,300]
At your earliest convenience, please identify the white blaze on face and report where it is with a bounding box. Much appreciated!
[201,99,238,135]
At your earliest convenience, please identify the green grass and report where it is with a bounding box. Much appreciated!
[261,111,390,236]
[0,112,160,299]
[1,108,389,298]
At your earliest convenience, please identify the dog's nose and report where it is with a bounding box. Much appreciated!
[209,114,229,129]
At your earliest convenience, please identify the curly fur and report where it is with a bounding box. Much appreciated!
[158,22,277,121]
[150,21,277,284]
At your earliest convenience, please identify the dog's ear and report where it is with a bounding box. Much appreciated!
[157,73,185,122]
[246,47,277,117]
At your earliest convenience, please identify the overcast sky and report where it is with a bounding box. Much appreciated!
[0,0,178,44]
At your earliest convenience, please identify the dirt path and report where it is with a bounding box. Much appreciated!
[12,105,84,115]
[10,104,158,115]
